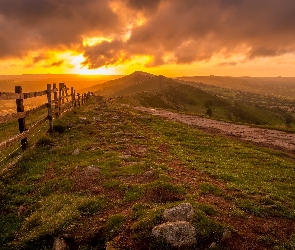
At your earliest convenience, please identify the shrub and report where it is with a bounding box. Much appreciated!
[35,136,53,147]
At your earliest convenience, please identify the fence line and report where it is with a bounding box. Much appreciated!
[0,83,92,152]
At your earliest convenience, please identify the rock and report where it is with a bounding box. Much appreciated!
[144,171,154,178]
[163,203,194,222]
[93,117,102,122]
[53,238,68,250]
[209,242,218,248]
[152,221,196,248]
[79,117,87,122]
[221,229,232,242]
[72,149,80,155]
[119,154,132,159]
[18,205,26,216]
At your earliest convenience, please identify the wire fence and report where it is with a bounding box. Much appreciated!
[0,83,92,170]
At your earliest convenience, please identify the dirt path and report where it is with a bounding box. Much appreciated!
[133,107,295,154]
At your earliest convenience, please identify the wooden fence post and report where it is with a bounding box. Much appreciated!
[65,84,69,104]
[61,83,65,105]
[73,90,76,108]
[53,83,58,118]
[58,83,63,117]
[71,87,74,107]
[47,84,53,133]
[15,86,27,150]
[77,93,81,106]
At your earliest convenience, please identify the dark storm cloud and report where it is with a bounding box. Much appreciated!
[46,60,64,68]
[0,0,295,68]
[82,40,126,69]
[0,0,120,58]
[126,0,161,12]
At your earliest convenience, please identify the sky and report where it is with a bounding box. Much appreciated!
[0,0,295,76]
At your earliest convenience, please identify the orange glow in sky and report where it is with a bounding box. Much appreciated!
[0,1,294,77]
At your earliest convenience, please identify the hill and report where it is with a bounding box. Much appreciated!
[1,96,295,249]
[176,76,295,99]
[91,72,295,130]
[82,71,154,95]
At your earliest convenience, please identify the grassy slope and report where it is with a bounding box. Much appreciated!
[115,76,294,129]
[1,96,295,250]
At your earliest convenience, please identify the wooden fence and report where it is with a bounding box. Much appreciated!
[0,83,91,151]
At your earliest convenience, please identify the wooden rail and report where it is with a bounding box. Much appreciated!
[0,83,92,151]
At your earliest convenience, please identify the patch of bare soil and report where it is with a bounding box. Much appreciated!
[71,166,103,194]
[134,107,295,155]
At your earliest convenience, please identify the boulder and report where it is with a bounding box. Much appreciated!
[163,203,194,222]
[152,221,196,248]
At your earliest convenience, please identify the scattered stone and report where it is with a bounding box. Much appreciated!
[86,165,97,170]
[18,205,26,216]
[144,170,154,178]
[163,203,194,222]
[119,154,132,159]
[209,242,218,248]
[79,117,87,122]
[72,149,80,155]
[152,221,196,248]
[221,229,232,242]
[53,238,68,250]
[93,117,102,122]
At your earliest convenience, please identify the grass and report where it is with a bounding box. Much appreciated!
[116,78,295,132]
[1,96,295,249]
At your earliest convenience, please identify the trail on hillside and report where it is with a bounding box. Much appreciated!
[133,106,295,154]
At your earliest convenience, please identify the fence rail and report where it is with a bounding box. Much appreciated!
[0,83,91,152]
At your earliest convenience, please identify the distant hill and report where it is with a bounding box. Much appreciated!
[176,76,295,99]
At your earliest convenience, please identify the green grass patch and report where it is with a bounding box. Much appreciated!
[17,194,106,246]
[105,214,126,240]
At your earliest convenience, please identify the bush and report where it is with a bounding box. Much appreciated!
[53,123,66,133]
[35,136,53,147]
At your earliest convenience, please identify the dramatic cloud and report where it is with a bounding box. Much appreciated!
[1,0,295,70]
[0,0,120,58]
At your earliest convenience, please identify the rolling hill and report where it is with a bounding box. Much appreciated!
[176,76,295,99]
[92,72,295,129]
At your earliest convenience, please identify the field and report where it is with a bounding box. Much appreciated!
[1,96,295,249]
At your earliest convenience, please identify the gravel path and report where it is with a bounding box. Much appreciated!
[133,106,295,154]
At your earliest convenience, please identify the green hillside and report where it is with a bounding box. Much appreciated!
[99,73,295,130]
[89,71,154,96]
[1,96,295,250]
